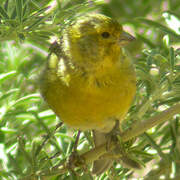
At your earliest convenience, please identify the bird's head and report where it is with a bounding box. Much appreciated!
[62,14,135,68]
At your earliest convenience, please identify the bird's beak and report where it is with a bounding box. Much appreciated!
[119,31,135,46]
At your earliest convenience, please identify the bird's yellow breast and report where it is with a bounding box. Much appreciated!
[40,53,136,133]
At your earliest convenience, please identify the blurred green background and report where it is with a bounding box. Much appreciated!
[0,0,180,179]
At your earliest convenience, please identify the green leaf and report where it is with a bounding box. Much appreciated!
[169,47,175,70]
[0,130,5,143]
[26,16,47,31]
[38,110,56,119]
[0,88,19,101]
[0,71,16,84]
[1,127,16,134]
[4,0,9,11]
[158,97,180,105]
[10,7,17,19]
[175,65,180,71]
[163,34,170,47]
[22,4,27,17]
[15,0,23,22]
[28,6,50,19]
[55,132,74,141]
[0,5,9,19]
[13,93,40,106]
[30,0,41,8]
[163,11,180,35]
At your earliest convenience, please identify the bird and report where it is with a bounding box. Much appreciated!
[39,13,136,175]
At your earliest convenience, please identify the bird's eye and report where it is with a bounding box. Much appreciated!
[101,32,110,38]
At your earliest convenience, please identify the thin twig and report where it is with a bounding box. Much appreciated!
[73,131,81,152]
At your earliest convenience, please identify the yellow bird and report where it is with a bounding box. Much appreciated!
[39,13,136,175]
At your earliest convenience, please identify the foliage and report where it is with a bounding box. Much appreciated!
[0,0,180,179]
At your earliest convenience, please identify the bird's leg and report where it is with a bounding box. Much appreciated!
[106,119,120,151]
[105,120,140,168]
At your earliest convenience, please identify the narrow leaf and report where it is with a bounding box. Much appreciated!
[26,16,47,31]
[30,0,41,8]
[10,7,17,19]
[0,88,19,101]
[27,6,50,20]
[13,93,40,106]
[163,11,180,35]
[16,0,22,22]
[169,47,175,70]
[0,5,9,19]
[22,4,27,17]
[0,71,16,84]
[4,0,9,11]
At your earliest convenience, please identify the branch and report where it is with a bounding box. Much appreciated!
[81,103,180,163]
[121,103,180,141]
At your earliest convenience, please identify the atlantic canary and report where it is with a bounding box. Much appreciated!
[39,13,136,175]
